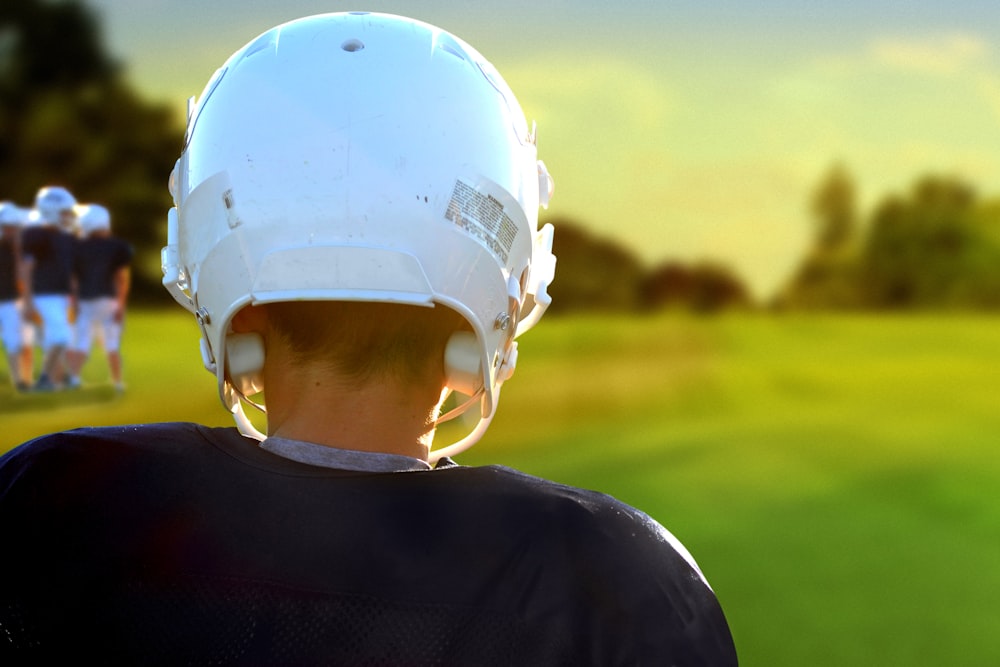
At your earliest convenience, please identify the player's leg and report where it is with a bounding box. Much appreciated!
[0,300,27,391]
[34,295,72,390]
[66,299,97,388]
[19,313,35,389]
[99,297,125,391]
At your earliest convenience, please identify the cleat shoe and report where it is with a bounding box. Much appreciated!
[33,375,56,392]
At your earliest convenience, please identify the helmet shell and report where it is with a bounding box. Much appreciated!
[76,203,111,236]
[163,12,556,452]
[0,201,29,227]
[32,186,77,225]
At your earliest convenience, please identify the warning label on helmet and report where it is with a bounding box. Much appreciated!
[445,180,518,264]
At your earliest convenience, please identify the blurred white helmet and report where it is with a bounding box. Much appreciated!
[0,201,29,227]
[162,12,556,460]
[76,203,112,236]
[32,185,78,225]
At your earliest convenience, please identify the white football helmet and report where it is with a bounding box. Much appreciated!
[75,203,112,236]
[32,185,78,226]
[0,201,29,227]
[162,12,556,461]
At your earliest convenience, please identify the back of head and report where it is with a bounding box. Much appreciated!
[75,203,112,237]
[162,12,556,460]
[32,185,78,227]
[265,300,467,389]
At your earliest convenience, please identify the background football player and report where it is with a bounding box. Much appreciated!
[20,185,78,391]
[66,203,133,390]
[0,201,32,392]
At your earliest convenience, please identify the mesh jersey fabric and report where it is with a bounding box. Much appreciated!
[19,226,75,295]
[73,235,133,300]
[0,422,737,665]
[0,235,17,300]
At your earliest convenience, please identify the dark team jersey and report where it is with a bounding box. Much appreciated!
[74,235,133,299]
[0,423,738,665]
[0,233,17,300]
[20,225,75,295]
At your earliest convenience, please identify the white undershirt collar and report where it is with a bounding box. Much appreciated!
[260,436,431,473]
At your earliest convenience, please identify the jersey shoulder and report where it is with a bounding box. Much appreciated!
[440,463,709,584]
[0,422,241,479]
[435,464,738,664]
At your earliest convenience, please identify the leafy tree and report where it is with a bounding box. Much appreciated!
[546,217,646,313]
[860,176,1000,309]
[641,261,752,313]
[775,163,864,309]
[811,162,858,253]
[0,0,115,111]
[778,167,1000,311]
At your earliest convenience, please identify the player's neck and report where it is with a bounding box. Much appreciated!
[262,356,441,462]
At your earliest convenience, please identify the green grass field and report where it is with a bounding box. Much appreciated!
[3,309,999,665]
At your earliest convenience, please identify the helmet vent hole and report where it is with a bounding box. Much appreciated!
[341,39,365,53]
[439,40,469,62]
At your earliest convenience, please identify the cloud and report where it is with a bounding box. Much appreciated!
[501,54,675,135]
[498,52,680,235]
[869,32,989,76]
[976,73,1000,122]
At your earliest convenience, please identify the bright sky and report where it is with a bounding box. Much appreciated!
[88,0,1000,298]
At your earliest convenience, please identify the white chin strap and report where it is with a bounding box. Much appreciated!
[427,385,500,465]
[232,399,266,441]
[228,382,499,466]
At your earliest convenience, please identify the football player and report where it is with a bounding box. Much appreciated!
[20,185,78,391]
[66,203,133,390]
[0,13,737,664]
[0,201,32,392]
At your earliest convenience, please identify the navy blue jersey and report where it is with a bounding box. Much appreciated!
[0,231,17,300]
[73,234,133,299]
[0,423,737,665]
[20,226,75,295]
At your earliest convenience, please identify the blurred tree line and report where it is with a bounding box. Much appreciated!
[6,1,1000,314]
[545,218,752,314]
[775,163,1000,311]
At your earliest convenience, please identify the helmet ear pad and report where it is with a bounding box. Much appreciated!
[443,331,482,396]
[225,332,265,397]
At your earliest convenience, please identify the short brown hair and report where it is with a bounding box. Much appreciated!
[264,301,466,387]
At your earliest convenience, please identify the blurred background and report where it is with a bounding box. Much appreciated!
[3,1,1000,664]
